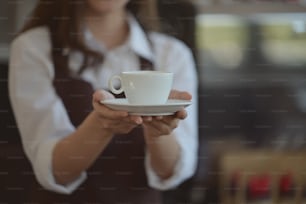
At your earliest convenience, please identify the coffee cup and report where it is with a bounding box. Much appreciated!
[108,71,173,105]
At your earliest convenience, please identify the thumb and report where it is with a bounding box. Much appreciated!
[92,89,114,103]
[169,89,192,100]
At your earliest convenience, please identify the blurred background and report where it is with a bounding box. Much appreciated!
[194,1,306,203]
[1,0,306,203]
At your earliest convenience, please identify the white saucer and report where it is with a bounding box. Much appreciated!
[101,99,191,116]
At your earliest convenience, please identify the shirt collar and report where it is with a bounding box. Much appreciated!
[83,13,154,62]
[127,14,154,62]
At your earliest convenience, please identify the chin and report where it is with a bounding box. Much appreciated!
[87,0,129,14]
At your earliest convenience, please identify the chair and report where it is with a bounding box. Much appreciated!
[219,149,306,204]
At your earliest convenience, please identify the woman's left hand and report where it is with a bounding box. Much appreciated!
[142,90,192,138]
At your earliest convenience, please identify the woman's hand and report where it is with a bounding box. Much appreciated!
[141,90,192,179]
[142,90,192,138]
[92,90,142,135]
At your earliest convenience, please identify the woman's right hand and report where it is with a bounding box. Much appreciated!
[92,90,142,135]
[53,89,142,185]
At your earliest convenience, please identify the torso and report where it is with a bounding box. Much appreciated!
[31,53,161,203]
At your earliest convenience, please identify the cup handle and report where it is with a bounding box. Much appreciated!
[108,75,123,95]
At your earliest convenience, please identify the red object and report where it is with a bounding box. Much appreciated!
[247,174,271,200]
[279,172,296,197]
[280,173,293,193]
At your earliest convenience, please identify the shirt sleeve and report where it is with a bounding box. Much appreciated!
[9,28,86,194]
[145,36,198,190]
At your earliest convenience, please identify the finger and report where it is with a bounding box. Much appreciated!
[144,119,177,135]
[155,116,163,120]
[142,116,152,122]
[160,116,180,128]
[175,109,188,120]
[92,89,114,103]
[105,122,139,134]
[129,115,143,124]
[92,91,128,119]
[93,104,128,119]
[147,114,179,128]
[106,118,139,128]
[169,89,192,101]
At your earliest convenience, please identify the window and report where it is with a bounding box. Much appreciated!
[196,11,306,87]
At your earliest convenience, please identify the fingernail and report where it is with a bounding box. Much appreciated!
[136,118,142,124]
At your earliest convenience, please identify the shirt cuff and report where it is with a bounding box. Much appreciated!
[145,144,195,190]
[33,137,87,194]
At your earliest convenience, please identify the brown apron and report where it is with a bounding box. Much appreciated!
[4,57,161,203]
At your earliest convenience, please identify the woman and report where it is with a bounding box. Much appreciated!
[9,0,198,203]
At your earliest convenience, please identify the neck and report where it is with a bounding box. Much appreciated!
[84,9,129,50]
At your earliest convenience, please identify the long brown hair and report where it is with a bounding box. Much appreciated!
[20,0,159,75]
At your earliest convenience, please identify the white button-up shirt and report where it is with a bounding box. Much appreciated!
[9,15,198,194]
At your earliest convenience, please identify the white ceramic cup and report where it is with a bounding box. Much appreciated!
[108,71,173,105]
